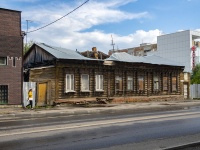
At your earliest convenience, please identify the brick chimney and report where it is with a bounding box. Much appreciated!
[92,47,97,52]
[92,47,98,59]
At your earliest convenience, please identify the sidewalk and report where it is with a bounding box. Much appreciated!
[1,100,200,119]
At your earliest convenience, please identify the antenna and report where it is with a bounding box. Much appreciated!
[111,35,115,52]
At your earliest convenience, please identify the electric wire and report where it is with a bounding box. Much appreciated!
[26,0,89,34]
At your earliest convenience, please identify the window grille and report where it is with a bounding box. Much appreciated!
[0,85,8,104]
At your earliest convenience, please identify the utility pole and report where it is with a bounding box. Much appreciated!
[26,20,32,46]
[111,35,115,52]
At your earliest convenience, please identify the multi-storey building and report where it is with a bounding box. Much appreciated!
[157,30,200,73]
[0,8,23,104]
[156,30,200,99]
[108,43,157,56]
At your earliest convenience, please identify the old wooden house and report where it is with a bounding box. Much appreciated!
[23,43,185,106]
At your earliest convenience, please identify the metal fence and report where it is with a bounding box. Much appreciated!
[190,84,200,99]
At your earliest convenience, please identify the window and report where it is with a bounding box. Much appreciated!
[127,76,133,91]
[172,77,177,91]
[95,75,103,91]
[65,74,74,92]
[138,76,144,90]
[81,74,89,91]
[153,76,159,90]
[0,57,7,65]
[163,77,168,91]
[116,76,122,91]
[0,85,8,104]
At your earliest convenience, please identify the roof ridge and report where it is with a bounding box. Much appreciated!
[41,43,75,55]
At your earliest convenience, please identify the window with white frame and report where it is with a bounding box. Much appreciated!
[0,57,7,65]
[116,76,122,91]
[127,76,133,91]
[65,74,74,92]
[95,75,103,91]
[81,74,89,91]
[153,76,159,90]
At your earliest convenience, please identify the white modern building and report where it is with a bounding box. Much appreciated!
[157,30,200,73]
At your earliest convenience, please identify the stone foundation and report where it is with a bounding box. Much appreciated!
[112,95,184,103]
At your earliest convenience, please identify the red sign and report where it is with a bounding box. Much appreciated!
[191,46,196,69]
[191,46,196,51]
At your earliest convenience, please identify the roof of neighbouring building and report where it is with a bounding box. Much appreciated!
[0,7,21,12]
[106,52,184,67]
[81,50,109,59]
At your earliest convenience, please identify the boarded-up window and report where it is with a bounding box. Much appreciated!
[172,77,177,91]
[163,77,168,91]
[81,74,89,91]
[65,74,74,92]
[127,76,133,91]
[96,75,103,91]
[138,76,144,90]
[116,76,122,91]
[153,76,159,90]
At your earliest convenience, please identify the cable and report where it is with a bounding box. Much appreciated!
[27,0,89,33]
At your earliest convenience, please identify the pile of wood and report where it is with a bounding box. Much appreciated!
[96,97,113,104]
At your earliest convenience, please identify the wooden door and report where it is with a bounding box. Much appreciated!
[38,83,47,106]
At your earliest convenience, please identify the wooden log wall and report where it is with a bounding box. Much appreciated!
[58,61,183,100]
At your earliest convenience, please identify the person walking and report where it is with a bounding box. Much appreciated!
[27,89,33,109]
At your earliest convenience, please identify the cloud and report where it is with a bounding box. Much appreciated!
[22,0,158,54]
[29,28,161,53]
[23,0,148,31]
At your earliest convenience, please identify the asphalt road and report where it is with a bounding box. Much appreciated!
[1,107,200,150]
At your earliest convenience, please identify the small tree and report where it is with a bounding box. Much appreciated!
[191,64,200,84]
[24,40,34,55]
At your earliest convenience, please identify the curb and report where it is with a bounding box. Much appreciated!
[163,141,200,150]
[0,102,200,119]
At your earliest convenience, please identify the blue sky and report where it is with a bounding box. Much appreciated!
[0,0,199,53]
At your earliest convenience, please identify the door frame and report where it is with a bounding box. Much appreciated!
[36,81,51,106]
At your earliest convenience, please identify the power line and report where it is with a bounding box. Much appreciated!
[27,0,89,34]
